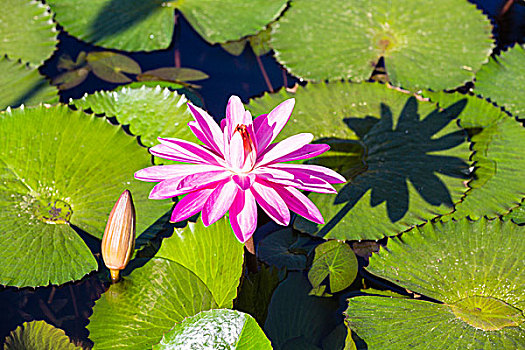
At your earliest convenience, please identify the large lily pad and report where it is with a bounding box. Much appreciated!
[73,85,196,147]
[4,320,80,350]
[0,0,58,66]
[153,309,272,349]
[247,83,472,240]
[271,0,493,90]
[0,57,58,110]
[425,91,525,219]
[474,45,525,118]
[345,218,525,349]
[0,105,171,287]
[47,0,287,51]
[88,217,244,350]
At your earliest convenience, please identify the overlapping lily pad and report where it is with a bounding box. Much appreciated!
[0,57,58,110]
[425,91,525,219]
[153,309,272,349]
[73,85,196,147]
[88,217,244,350]
[474,45,525,118]
[345,218,525,349]
[0,105,171,287]
[247,83,472,240]
[1,0,58,66]
[271,0,493,90]
[47,0,287,51]
[4,320,80,349]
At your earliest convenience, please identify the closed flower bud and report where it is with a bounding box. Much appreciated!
[101,190,135,283]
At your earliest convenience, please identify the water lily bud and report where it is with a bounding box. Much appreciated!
[101,190,135,283]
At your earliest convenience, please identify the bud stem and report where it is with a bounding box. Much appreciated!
[110,269,120,283]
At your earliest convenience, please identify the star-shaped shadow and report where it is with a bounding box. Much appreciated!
[310,97,470,230]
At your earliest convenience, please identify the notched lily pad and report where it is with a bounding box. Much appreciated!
[271,0,493,90]
[308,240,358,293]
[0,104,170,287]
[345,218,525,349]
[257,228,308,270]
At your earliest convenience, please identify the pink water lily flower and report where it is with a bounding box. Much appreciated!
[135,96,345,243]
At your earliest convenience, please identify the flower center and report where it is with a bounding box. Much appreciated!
[234,124,257,171]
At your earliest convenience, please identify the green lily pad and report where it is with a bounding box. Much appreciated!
[222,26,273,57]
[73,85,196,148]
[138,67,209,83]
[86,51,141,83]
[0,57,58,110]
[308,240,358,293]
[265,272,341,349]
[248,83,472,241]
[345,218,525,349]
[1,0,58,66]
[271,0,493,90]
[155,217,244,308]
[504,203,525,225]
[0,104,171,287]
[4,320,81,350]
[47,0,287,51]
[153,309,272,349]
[257,228,307,270]
[474,45,525,118]
[88,217,244,350]
[425,91,525,219]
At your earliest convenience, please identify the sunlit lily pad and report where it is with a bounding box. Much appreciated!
[265,272,341,349]
[0,57,58,110]
[271,0,493,90]
[88,217,244,350]
[0,105,171,287]
[47,0,287,51]
[308,240,358,293]
[4,320,80,350]
[474,45,525,118]
[247,83,472,240]
[73,85,196,148]
[153,309,272,349]
[345,218,525,349]
[1,0,58,66]
[425,91,525,219]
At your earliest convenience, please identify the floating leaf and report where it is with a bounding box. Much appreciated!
[425,91,525,219]
[52,68,90,90]
[88,217,244,350]
[504,203,525,225]
[0,0,58,66]
[0,57,58,110]
[4,320,80,350]
[138,67,209,83]
[248,83,472,240]
[345,218,525,349]
[474,45,525,118]
[47,0,287,51]
[265,272,341,349]
[153,309,272,349]
[271,0,493,90]
[222,26,273,57]
[308,240,358,293]
[257,228,307,270]
[73,85,196,148]
[86,51,141,83]
[0,105,171,287]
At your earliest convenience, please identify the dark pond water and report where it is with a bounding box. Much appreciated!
[1,0,523,348]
